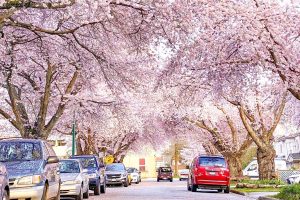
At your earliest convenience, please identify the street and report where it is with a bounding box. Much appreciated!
[88,179,255,200]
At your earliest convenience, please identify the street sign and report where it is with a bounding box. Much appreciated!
[104,155,114,164]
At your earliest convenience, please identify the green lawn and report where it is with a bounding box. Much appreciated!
[232,187,281,193]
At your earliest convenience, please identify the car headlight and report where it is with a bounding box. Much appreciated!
[18,175,42,185]
[0,165,6,175]
[121,173,127,178]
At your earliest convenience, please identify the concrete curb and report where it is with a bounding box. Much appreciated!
[258,197,279,200]
[230,189,246,196]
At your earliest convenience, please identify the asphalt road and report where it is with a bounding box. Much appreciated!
[87,179,257,200]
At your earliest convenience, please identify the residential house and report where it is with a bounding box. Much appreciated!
[123,146,159,178]
[274,133,300,168]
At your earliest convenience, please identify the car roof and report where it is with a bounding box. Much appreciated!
[197,155,224,158]
[60,159,80,162]
[0,138,43,143]
[107,163,124,165]
[72,155,98,158]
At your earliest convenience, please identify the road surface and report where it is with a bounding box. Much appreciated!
[88,179,256,200]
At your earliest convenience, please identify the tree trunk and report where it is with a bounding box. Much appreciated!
[257,145,276,180]
[202,142,218,155]
[174,143,179,176]
[226,154,243,179]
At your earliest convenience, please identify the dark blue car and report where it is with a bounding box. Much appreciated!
[71,155,106,195]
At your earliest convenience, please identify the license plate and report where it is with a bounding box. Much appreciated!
[112,179,117,181]
[209,172,216,175]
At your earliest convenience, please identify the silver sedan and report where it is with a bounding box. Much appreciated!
[60,159,90,200]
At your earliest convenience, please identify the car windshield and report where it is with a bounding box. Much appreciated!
[106,164,125,171]
[75,157,97,169]
[127,168,135,173]
[60,160,80,173]
[199,157,226,167]
[160,167,172,172]
[0,142,42,162]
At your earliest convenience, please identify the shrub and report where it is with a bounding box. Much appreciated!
[275,184,300,200]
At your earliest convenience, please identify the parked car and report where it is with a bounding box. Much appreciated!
[187,155,230,193]
[243,158,287,179]
[71,155,106,195]
[60,159,89,200]
[128,173,132,185]
[157,167,173,182]
[127,168,141,184]
[0,163,9,200]
[105,163,129,187]
[179,169,189,181]
[287,173,300,184]
[0,138,60,200]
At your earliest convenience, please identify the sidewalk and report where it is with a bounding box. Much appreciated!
[247,192,278,199]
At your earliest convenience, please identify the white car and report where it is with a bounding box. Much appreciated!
[60,159,90,200]
[287,173,300,184]
[179,169,189,181]
[243,159,287,179]
[0,163,9,200]
[127,168,141,184]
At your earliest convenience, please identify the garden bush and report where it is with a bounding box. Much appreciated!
[275,184,300,200]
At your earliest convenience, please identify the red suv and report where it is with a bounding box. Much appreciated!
[187,155,230,193]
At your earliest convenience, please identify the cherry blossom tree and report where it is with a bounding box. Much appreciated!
[0,0,159,139]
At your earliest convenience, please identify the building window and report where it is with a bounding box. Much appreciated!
[139,158,145,172]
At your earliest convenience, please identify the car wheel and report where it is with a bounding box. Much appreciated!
[157,178,160,182]
[83,186,89,199]
[100,182,106,194]
[124,180,129,187]
[170,178,173,182]
[41,184,49,200]
[76,188,83,200]
[224,186,230,194]
[3,189,9,200]
[94,181,101,195]
[217,189,223,193]
[179,178,182,181]
[187,182,191,191]
[136,181,139,184]
[191,184,197,192]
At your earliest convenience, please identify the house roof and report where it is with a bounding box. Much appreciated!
[276,133,300,142]
[287,153,300,162]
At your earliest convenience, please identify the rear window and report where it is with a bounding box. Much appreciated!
[160,167,172,172]
[199,157,226,167]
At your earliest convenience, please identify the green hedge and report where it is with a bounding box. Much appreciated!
[275,184,300,200]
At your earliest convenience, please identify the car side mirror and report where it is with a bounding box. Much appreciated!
[99,164,105,168]
[82,169,88,173]
[47,156,59,164]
